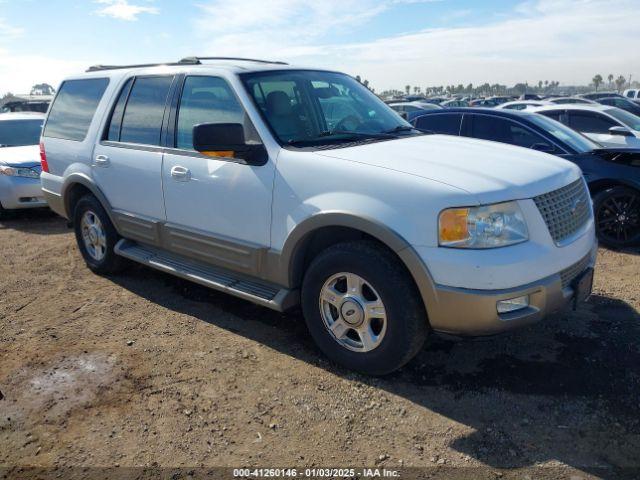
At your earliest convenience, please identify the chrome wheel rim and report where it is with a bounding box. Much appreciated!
[319,272,387,352]
[80,211,106,261]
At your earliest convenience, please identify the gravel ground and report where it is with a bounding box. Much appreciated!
[1,210,639,480]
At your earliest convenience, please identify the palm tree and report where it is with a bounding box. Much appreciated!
[538,80,543,91]
[592,74,603,91]
[405,85,411,95]
[608,74,614,88]
[615,75,627,92]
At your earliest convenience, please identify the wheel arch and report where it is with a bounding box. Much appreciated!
[588,178,640,196]
[62,173,118,228]
[279,213,438,318]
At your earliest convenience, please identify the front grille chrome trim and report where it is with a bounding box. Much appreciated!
[534,179,592,246]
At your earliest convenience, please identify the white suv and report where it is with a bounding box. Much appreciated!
[40,57,597,374]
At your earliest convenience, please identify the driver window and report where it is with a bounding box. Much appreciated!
[176,76,259,150]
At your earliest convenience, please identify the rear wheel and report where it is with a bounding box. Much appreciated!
[301,241,428,375]
[73,195,125,274]
[593,186,640,249]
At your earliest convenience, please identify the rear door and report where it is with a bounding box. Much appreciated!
[92,75,175,245]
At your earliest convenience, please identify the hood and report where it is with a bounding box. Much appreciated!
[0,145,41,168]
[316,134,582,204]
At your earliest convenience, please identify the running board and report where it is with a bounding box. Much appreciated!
[115,239,298,312]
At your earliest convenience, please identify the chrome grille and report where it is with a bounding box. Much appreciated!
[560,254,591,289]
[534,179,591,245]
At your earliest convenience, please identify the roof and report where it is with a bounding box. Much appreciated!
[529,104,613,113]
[0,112,46,121]
[410,107,534,118]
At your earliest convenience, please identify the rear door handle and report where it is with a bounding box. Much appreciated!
[93,155,110,167]
[170,165,191,181]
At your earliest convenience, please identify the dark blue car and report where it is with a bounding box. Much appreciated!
[412,108,640,248]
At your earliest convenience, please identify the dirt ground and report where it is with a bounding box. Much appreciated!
[1,210,639,480]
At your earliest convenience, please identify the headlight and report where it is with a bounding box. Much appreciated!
[439,201,528,248]
[0,165,41,179]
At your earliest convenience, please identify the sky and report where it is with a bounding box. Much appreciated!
[0,0,638,95]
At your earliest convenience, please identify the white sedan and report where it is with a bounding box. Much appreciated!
[0,112,47,218]
[530,104,640,148]
[497,100,552,111]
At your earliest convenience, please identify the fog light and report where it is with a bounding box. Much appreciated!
[497,295,529,314]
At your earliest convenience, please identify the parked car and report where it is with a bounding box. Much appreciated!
[389,101,442,120]
[0,94,53,113]
[548,97,597,105]
[623,89,640,101]
[519,94,543,101]
[530,104,640,149]
[469,98,499,108]
[596,97,640,116]
[0,112,48,218]
[440,99,469,108]
[579,92,625,101]
[497,100,551,111]
[41,58,596,374]
[412,108,640,248]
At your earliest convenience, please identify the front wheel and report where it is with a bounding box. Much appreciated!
[301,241,428,375]
[593,186,640,249]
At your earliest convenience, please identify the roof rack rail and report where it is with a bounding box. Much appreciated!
[179,56,288,65]
[86,60,197,72]
[86,56,288,72]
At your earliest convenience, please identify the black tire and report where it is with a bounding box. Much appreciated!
[73,195,125,274]
[301,241,428,375]
[593,186,640,249]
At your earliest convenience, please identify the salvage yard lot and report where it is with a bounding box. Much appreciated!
[1,211,639,479]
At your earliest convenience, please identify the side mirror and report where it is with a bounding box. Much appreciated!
[193,123,267,165]
[608,126,633,137]
[531,143,555,153]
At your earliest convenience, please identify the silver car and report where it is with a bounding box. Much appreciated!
[0,112,47,217]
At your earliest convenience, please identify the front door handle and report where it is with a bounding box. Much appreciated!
[94,155,110,167]
[170,165,191,181]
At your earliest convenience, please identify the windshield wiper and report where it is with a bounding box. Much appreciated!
[385,125,433,135]
[318,129,397,139]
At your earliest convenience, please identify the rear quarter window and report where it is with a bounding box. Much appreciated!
[43,78,109,141]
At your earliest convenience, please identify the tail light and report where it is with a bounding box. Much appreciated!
[39,141,49,173]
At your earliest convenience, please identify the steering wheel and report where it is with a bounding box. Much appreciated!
[335,115,361,132]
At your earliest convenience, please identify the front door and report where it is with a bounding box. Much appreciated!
[161,75,275,276]
[566,110,640,148]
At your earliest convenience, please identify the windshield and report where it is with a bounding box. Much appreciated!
[606,108,640,132]
[241,70,414,147]
[526,113,599,153]
[0,119,43,147]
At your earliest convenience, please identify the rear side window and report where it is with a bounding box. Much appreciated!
[540,110,563,122]
[118,76,173,146]
[43,78,109,141]
[106,78,133,141]
[414,114,462,135]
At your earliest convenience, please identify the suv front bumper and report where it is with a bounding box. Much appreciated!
[401,242,597,336]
